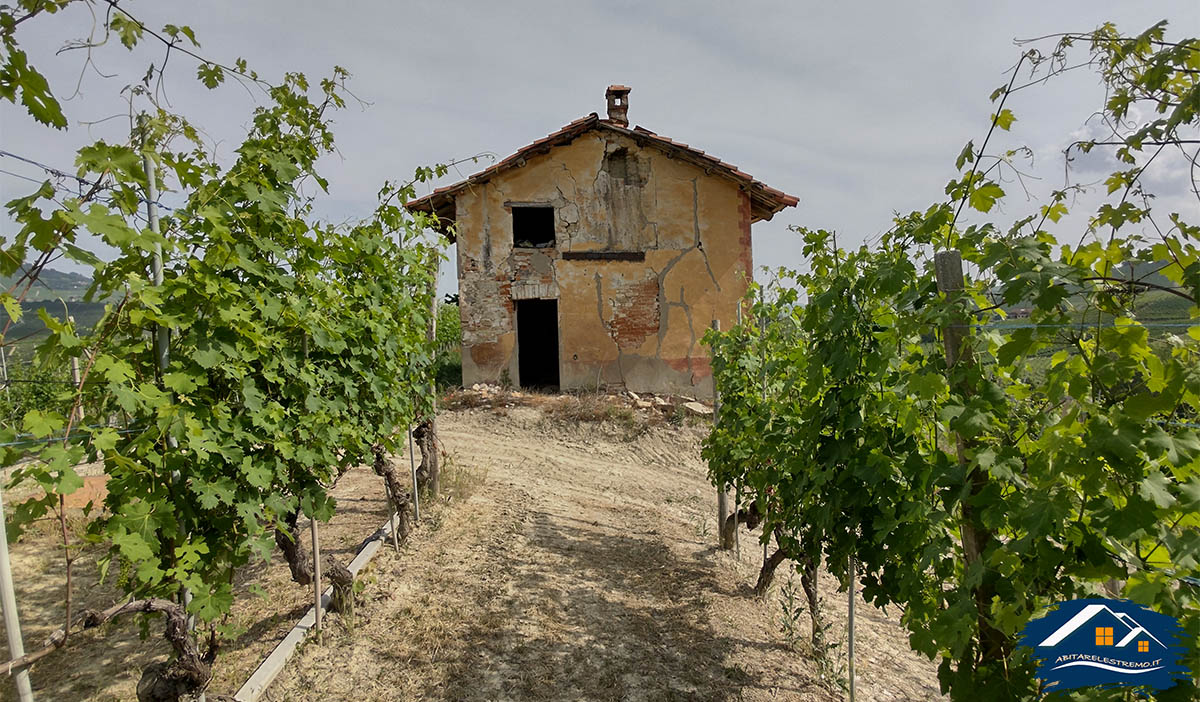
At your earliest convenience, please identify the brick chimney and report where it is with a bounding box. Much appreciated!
[605,85,631,127]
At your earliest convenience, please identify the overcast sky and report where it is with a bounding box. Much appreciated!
[3,1,1198,295]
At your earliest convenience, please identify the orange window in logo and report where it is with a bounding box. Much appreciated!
[1095,627,1114,646]
[1138,640,1150,652]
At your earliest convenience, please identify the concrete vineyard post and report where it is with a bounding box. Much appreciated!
[68,327,80,425]
[934,249,1003,659]
[848,551,856,702]
[385,482,400,554]
[0,479,34,702]
[311,517,322,643]
[408,426,420,522]
[733,479,740,559]
[712,319,732,550]
[2,347,11,405]
[935,251,978,541]
[144,146,201,698]
[426,257,440,498]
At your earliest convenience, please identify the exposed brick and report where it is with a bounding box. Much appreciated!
[608,278,660,348]
[738,190,753,280]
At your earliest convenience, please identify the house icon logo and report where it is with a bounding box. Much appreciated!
[1017,598,1190,694]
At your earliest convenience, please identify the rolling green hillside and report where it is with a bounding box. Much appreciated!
[2,269,108,353]
[1,268,92,301]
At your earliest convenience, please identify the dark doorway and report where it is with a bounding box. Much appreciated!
[516,298,559,389]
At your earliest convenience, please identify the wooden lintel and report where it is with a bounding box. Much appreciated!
[561,251,645,262]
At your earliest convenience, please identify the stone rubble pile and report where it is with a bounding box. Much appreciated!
[459,384,714,416]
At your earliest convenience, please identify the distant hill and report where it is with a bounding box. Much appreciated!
[1,268,92,302]
[1114,260,1174,288]
[2,269,106,351]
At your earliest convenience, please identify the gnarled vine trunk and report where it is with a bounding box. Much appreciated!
[751,528,824,651]
[274,508,313,586]
[721,499,761,548]
[754,548,788,597]
[86,599,216,702]
[753,525,786,596]
[326,556,355,627]
[797,552,823,652]
[372,444,413,540]
[414,418,440,496]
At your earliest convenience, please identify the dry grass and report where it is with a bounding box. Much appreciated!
[438,451,488,505]
[445,387,661,439]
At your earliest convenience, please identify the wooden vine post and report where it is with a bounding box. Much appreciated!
[933,250,1003,659]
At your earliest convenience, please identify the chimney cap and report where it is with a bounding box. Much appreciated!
[606,84,632,94]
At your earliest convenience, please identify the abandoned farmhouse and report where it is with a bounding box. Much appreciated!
[407,86,798,397]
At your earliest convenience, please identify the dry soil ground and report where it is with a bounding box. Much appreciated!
[2,400,944,701]
[263,404,943,702]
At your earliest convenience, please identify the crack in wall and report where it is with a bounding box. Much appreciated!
[650,243,694,360]
[481,183,493,273]
[555,164,581,248]
[691,177,722,292]
[593,271,628,387]
[677,284,697,375]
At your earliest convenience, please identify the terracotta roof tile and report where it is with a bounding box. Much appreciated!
[407,113,798,232]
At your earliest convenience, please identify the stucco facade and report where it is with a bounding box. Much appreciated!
[408,87,797,397]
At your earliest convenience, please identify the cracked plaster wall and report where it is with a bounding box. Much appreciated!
[454,131,753,397]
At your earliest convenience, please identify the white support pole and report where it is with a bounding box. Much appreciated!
[311,517,322,643]
[1,347,11,405]
[733,479,740,560]
[407,426,420,522]
[848,551,857,702]
[712,319,729,550]
[68,329,80,426]
[0,481,35,702]
[383,482,400,554]
[142,152,168,374]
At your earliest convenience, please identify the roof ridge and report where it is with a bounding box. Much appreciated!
[406,113,798,234]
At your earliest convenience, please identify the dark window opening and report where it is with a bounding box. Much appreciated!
[516,298,559,390]
[512,206,555,248]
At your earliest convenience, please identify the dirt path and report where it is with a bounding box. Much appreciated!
[265,406,943,702]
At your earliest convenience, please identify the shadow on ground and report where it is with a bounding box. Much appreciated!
[413,509,821,701]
